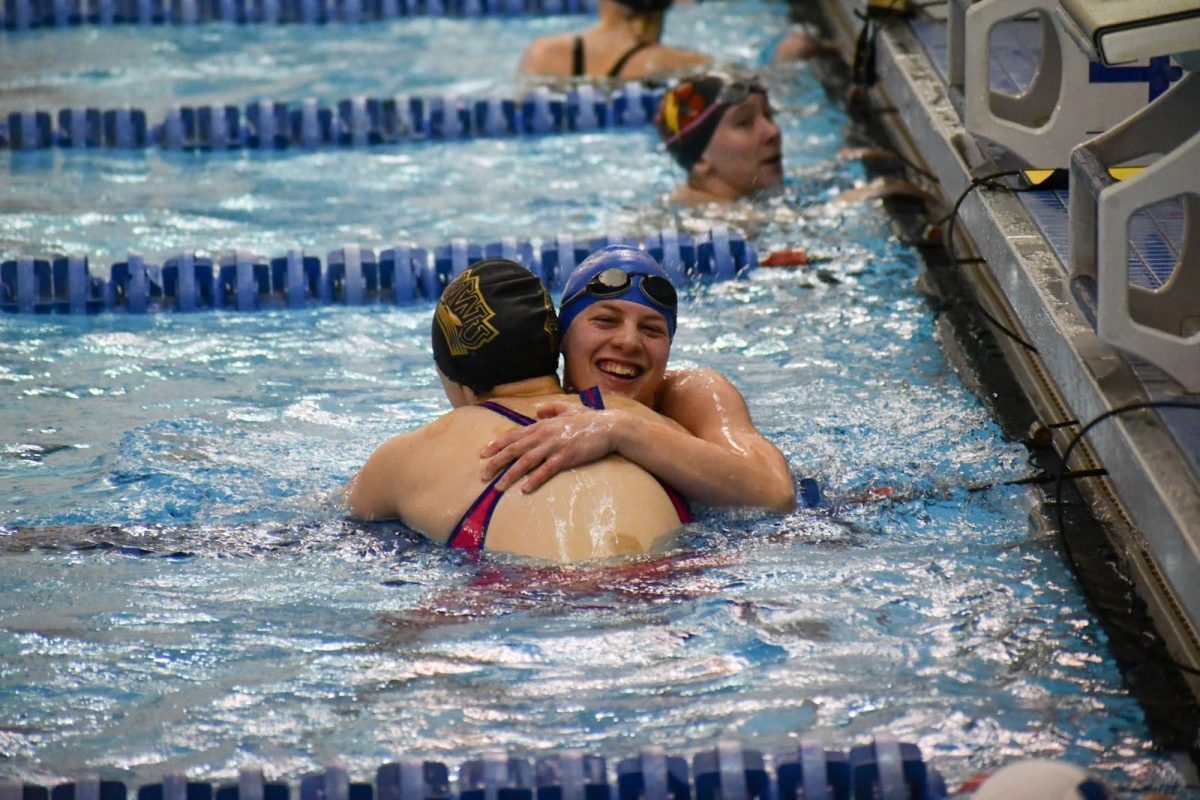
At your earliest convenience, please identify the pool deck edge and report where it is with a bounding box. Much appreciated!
[810,0,1200,698]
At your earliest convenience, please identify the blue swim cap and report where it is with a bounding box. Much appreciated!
[558,245,678,340]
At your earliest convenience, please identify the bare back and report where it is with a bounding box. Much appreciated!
[348,393,686,562]
[518,31,708,80]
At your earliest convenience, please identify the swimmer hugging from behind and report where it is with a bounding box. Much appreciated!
[345,258,696,563]
[480,245,796,513]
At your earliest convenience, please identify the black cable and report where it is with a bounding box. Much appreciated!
[1054,400,1200,535]
[959,298,1040,354]
[931,169,1045,353]
[1052,400,1200,678]
[938,168,1023,251]
[830,467,1107,505]
[887,150,937,181]
[993,467,1107,488]
[927,174,1200,681]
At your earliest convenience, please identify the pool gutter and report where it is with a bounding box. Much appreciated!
[808,0,1200,708]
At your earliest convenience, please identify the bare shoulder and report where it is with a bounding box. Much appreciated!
[350,411,473,510]
[365,411,470,463]
[360,424,425,468]
[658,367,751,432]
[519,33,575,75]
[634,45,710,77]
[662,367,741,399]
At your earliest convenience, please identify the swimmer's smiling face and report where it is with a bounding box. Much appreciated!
[562,299,671,407]
[693,92,783,200]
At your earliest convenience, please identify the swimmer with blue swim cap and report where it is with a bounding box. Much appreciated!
[346,257,693,562]
[559,244,678,340]
[481,245,796,513]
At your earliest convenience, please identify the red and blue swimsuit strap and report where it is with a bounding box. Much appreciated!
[577,386,604,410]
[445,401,536,551]
[446,472,507,551]
[478,399,537,426]
[577,386,693,524]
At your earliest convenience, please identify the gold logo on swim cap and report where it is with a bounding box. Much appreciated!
[435,270,499,356]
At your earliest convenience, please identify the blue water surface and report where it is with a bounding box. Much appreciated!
[0,1,1195,796]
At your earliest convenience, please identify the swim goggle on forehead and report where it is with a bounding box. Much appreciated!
[660,78,768,146]
[561,267,678,313]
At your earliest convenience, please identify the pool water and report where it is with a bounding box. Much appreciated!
[0,1,1195,795]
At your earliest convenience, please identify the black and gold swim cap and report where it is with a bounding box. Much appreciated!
[431,259,559,393]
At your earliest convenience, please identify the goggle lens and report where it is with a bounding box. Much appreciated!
[659,79,767,146]
[717,81,765,107]
[583,268,677,310]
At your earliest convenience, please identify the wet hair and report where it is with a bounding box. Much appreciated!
[431,259,560,395]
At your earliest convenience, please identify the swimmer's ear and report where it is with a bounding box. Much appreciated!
[691,156,714,178]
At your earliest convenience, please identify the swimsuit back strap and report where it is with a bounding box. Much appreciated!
[607,41,652,78]
[659,479,694,524]
[572,36,585,77]
[446,400,537,551]
[577,386,692,523]
[578,386,605,409]
[447,470,508,551]
[479,399,537,426]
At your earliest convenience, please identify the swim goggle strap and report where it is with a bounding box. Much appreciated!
[657,79,768,147]
[561,267,678,314]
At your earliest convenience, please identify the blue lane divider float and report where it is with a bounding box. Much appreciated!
[0,85,662,151]
[0,227,757,314]
[0,738,948,800]
[0,0,595,28]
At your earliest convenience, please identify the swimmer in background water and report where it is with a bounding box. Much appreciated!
[654,73,935,209]
[655,74,784,205]
[481,245,795,513]
[518,0,709,81]
[345,258,694,563]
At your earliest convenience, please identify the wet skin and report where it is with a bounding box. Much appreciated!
[563,300,671,408]
[689,92,783,202]
[479,299,796,512]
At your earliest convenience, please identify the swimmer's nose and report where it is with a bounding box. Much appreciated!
[610,319,642,351]
[763,117,781,143]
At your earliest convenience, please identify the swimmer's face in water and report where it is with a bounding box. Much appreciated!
[693,92,782,200]
[562,300,670,407]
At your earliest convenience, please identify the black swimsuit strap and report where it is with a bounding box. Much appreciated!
[607,41,651,78]
[571,36,585,77]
